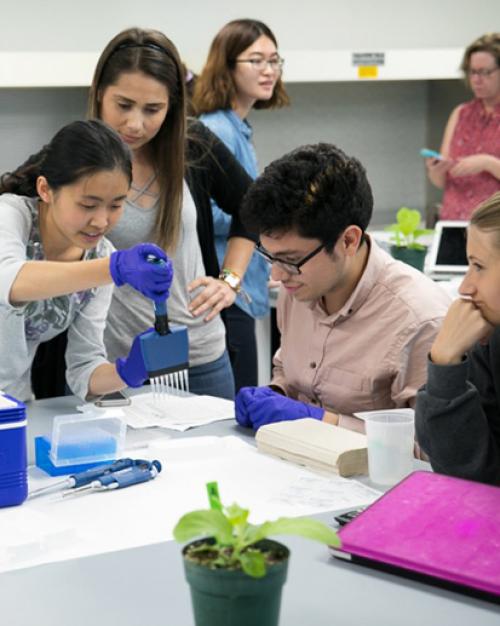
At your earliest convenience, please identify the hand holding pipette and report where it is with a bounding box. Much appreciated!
[109,243,173,301]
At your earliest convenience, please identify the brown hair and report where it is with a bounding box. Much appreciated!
[470,191,500,248]
[460,32,500,86]
[193,19,289,115]
[88,28,186,252]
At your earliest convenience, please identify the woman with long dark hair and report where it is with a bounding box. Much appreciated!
[88,28,255,399]
[194,19,289,389]
[0,119,172,401]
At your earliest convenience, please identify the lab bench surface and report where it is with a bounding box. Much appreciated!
[0,395,498,626]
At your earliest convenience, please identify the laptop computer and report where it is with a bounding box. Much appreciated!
[331,471,500,603]
[426,220,468,279]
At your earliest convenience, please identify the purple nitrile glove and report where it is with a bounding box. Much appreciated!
[115,329,151,388]
[235,386,324,431]
[109,243,173,303]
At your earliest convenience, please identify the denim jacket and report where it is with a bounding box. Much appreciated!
[199,109,270,318]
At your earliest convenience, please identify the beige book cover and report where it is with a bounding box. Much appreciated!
[256,418,368,477]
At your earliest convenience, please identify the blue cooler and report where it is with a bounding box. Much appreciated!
[0,392,27,507]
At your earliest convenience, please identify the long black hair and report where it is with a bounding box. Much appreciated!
[0,119,132,197]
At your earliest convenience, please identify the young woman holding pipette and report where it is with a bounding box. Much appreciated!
[87,27,256,399]
[416,191,500,485]
[0,119,173,402]
[193,19,289,391]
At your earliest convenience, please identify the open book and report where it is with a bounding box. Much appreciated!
[255,418,368,477]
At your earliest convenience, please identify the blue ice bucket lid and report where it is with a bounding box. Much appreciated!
[0,392,26,424]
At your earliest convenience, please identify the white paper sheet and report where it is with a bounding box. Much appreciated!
[121,392,235,430]
[1,436,381,574]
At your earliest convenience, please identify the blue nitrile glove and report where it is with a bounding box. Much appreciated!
[115,330,151,388]
[235,386,324,431]
[109,243,173,302]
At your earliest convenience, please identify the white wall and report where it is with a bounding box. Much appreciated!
[0,0,498,221]
[1,0,498,59]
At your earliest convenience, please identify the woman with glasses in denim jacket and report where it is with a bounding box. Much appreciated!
[193,19,289,391]
[425,33,500,220]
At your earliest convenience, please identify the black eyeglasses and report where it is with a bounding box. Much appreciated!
[234,57,285,72]
[255,242,325,275]
[467,67,499,78]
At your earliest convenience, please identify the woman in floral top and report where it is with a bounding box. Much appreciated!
[0,120,173,401]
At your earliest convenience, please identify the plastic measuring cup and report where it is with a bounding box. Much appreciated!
[365,412,414,486]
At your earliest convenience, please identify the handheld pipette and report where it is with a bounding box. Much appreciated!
[62,459,161,496]
[28,458,155,498]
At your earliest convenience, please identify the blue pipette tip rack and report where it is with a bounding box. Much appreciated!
[35,436,115,476]
[35,412,126,477]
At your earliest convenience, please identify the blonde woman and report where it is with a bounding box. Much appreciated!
[416,192,500,484]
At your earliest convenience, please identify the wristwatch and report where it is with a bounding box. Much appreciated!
[218,268,241,293]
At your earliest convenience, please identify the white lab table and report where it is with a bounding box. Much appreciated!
[0,395,498,626]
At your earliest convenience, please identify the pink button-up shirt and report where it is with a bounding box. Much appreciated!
[270,240,452,432]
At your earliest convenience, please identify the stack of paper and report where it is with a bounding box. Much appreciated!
[122,393,235,430]
[256,418,368,477]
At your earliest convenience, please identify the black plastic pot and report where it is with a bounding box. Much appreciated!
[390,245,427,271]
[182,539,289,626]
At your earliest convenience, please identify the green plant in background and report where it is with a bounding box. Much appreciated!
[385,207,433,250]
[174,499,340,578]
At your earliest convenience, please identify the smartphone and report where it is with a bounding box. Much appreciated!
[94,391,131,407]
[420,148,442,160]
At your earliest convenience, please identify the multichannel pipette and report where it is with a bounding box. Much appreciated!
[141,256,190,397]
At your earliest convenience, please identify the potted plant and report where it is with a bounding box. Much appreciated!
[173,485,340,626]
[385,207,434,271]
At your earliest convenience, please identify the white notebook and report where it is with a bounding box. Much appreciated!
[256,418,368,477]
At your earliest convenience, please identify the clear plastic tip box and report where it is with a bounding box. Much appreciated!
[35,411,126,476]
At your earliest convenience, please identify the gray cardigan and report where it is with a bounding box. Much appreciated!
[0,194,114,401]
[415,327,500,484]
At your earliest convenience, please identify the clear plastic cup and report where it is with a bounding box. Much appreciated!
[365,412,414,486]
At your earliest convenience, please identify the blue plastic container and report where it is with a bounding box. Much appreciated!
[34,411,126,476]
[0,392,27,508]
[34,435,114,476]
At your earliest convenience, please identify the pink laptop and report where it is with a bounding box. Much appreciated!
[332,471,500,603]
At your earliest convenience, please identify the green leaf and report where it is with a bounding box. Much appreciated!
[173,509,234,545]
[384,224,400,232]
[240,549,267,578]
[255,517,340,548]
[396,207,421,237]
[413,228,434,239]
[225,503,249,528]
[242,522,265,546]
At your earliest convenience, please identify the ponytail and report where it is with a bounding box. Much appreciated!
[0,120,132,199]
[0,146,49,196]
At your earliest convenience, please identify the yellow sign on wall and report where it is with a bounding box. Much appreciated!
[358,66,379,79]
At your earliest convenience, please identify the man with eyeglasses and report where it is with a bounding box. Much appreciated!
[235,143,451,432]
